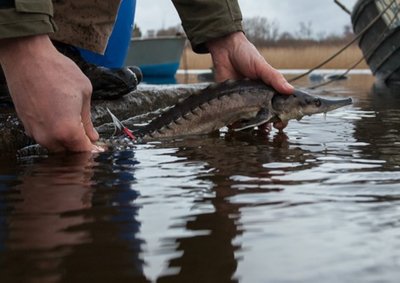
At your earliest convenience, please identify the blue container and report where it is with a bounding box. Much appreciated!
[79,0,136,68]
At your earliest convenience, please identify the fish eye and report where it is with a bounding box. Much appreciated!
[314,98,321,107]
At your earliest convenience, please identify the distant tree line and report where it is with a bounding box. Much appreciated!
[134,16,354,47]
[242,16,354,47]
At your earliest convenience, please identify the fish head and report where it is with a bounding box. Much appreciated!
[271,89,352,122]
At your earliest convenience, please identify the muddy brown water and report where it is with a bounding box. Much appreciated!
[1,75,400,283]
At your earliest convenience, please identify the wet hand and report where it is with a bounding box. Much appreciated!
[207,31,294,95]
[0,35,100,152]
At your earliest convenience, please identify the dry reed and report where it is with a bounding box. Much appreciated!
[180,44,368,70]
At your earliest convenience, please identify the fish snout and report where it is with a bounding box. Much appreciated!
[320,97,353,111]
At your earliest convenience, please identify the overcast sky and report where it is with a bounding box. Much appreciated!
[135,0,359,37]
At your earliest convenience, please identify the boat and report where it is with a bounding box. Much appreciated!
[351,0,400,83]
[124,36,187,80]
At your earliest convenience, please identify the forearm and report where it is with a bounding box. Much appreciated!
[0,34,53,66]
[171,0,243,53]
[0,0,56,40]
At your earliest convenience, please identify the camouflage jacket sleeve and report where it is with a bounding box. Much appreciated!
[171,0,243,53]
[0,0,56,39]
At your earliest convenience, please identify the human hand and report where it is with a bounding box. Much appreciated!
[0,35,101,152]
[206,32,294,95]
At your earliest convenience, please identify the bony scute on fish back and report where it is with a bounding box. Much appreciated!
[133,80,277,139]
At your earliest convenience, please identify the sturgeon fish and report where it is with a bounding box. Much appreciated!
[17,79,352,156]
[128,79,352,141]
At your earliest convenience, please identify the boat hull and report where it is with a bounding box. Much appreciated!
[124,36,186,79]
[351,0,400,83]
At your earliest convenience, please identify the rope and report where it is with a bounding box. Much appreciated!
[309,0,399,89]
[334,0,351,15]
[288,0,397,84]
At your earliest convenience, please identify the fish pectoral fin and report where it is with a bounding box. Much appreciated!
[231,108,272,132]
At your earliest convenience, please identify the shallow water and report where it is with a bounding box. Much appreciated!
[1,75,400,283]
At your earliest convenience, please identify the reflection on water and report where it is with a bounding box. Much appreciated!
[0,152,149,282]
[1,75,400,282]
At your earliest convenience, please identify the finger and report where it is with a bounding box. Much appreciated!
[62,123,97,152]
[258,62,294,95]
[258,122,272,133]
[273,120,288,131]
[17,118,66,152]
[82,108,99,142]
[81,87,99,143]
[45,116,95,152]
[31,128,65,153]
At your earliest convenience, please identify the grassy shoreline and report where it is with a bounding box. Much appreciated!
[180,45,368,70]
